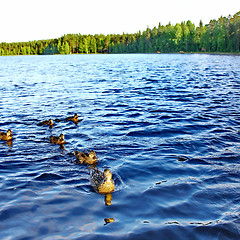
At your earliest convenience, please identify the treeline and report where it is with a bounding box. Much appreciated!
[0,11,239,56]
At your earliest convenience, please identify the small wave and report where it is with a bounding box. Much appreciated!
[127,128,188,137]
[113,171,125,192]
[35,173,65,181]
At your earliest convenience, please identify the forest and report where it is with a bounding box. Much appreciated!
[0,11,239,55]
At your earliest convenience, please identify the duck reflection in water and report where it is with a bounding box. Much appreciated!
[6,140,13,147]
[105,193,113,206]
[104,217,115,225]
[90,168,115,206]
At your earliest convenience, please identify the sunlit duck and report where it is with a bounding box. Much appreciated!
[66,113,79,124]
[90,168,115,194]
[0,129,13,141]
[50,134,66,145]
[74,150,98,165]
[38,119,54,127]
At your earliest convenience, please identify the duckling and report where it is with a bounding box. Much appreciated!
[38,119,54,127]
[90,168,115,194]
[0,129,13,141]
[74,150,98,165]
[66,113,79,124]
[50,134,66,145]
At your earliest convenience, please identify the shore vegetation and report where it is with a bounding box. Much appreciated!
[0,11,239,55]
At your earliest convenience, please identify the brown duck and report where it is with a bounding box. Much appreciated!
[38,119,54,127]
[90,168,115,194]
[50,134,66,145]
[66,113,79,124]
[74,150,98,165]
[0,129,13,141]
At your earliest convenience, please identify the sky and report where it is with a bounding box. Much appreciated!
[1,0,239,43]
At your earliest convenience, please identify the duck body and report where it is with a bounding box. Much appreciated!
[38,119,54,127]
[50,134,66,145]
[0,129,13,141]
[66,113,79,124]
[90,168,115,194]
[74,150,98,165]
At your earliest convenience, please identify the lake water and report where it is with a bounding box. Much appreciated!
[0,53,240,240]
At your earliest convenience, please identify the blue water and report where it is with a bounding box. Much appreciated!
[0,54,240,240]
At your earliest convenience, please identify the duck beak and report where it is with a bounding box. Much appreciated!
[74,151,78,156]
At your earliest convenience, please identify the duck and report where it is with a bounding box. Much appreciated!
[38,119,54,127]
[90,168,115,194]
[66,113,79,124]
[0,129,13,141]
[74,150,98,165]
[50,134,66,145]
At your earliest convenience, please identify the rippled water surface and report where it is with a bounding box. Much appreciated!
[1,54,240,240]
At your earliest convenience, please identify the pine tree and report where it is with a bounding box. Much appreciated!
[64,41,70,54]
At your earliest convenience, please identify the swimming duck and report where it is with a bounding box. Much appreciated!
[90,168,115,194]
[50,134,66,145]
[66,113,79,124]
[38,119,54,127]
[0,129,13,141]
[74,150,98,165]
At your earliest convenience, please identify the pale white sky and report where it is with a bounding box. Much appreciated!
[1,0,239,43]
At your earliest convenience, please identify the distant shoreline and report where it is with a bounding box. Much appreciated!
[1,52,240,57]
[156,52,240,56]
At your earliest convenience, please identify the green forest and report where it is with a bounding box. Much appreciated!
[0,11,239,56]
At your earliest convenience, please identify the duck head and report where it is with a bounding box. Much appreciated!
[48,119,54,125]
[89,150,98,160]
[59,134,65,141]
[73,113,78,121]
[7,129,12,137]
[73,150,78,156]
